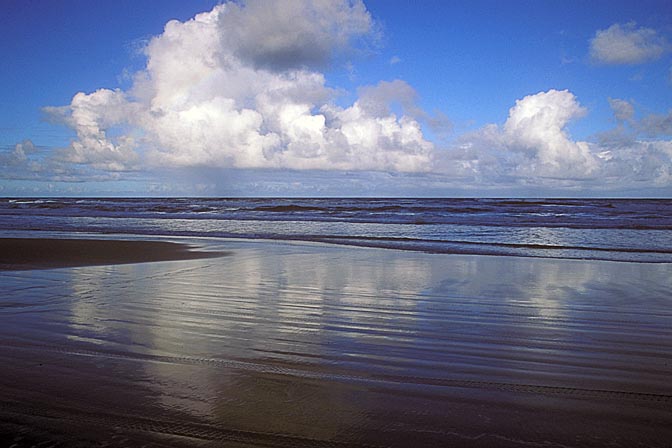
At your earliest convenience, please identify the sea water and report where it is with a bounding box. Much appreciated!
[1,197,671,262]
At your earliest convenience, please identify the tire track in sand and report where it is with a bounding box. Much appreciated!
[0,400,380,447]
[2,341,671,405]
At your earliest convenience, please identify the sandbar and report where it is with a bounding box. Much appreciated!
[0,237,226,271]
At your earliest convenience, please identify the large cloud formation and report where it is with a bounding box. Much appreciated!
[446,90,596,182]
[448,89,672,189]
[45,0,434,174]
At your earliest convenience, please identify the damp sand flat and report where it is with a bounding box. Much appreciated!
[0,238,671,447]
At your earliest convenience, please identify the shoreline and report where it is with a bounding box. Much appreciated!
[2,233,670,267]
[0,237,226,271]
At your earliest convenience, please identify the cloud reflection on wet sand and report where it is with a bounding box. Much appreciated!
[1,239,671,447]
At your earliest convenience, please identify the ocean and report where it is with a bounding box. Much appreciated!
[1,197,671,262]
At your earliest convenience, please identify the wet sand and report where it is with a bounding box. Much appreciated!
[0,237,226,271]
[0,237,671,447]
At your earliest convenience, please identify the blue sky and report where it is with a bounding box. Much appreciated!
[1,0,671,197]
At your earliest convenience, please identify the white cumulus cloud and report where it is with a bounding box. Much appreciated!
[45,89,140,172]
[502,89,596,176]
[44,0,433,174]
[590,22,669,65]
[450,90,597,181]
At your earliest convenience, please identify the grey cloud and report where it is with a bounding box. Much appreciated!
[608,98,635,122]
[639,110,672,137]
[357,79,419,118]
[605,98,672,138]
[357,80,452,135]
[219,0,374,72]
[590,22,669,65]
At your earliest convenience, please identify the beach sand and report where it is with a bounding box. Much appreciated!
[0,237,671,447]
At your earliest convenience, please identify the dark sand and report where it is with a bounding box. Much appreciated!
[1,238,671,447]
[0,238,226,271]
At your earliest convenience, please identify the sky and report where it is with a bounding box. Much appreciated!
[1,0,671,197]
